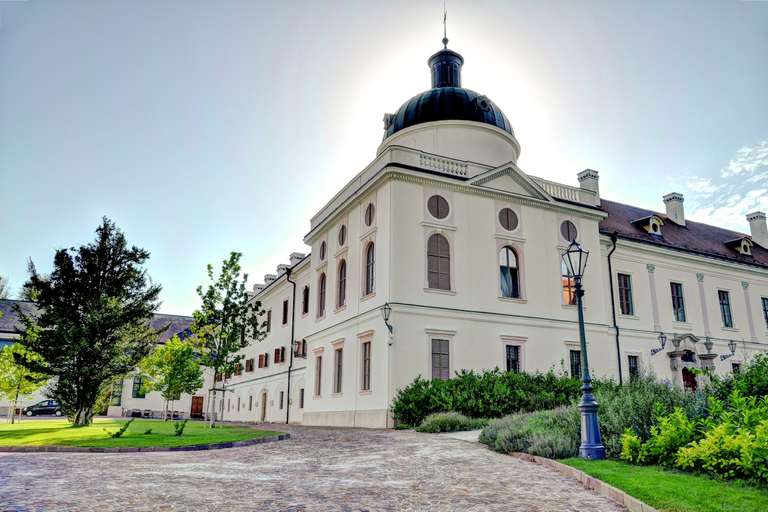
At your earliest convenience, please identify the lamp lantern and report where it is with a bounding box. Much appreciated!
[562,240,589,280]
[728,339,737,354]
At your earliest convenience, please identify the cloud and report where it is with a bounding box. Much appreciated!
[674,139,768,232]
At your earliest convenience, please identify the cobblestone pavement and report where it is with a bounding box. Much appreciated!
[0,424,625,511]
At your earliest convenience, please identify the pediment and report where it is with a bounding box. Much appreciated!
[468,163,551,201]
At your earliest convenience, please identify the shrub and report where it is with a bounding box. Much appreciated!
[416,412,488,433]
[479,407,580,459]
[392,368,581,427]
[103,418,134,438]
[174,418,189,436]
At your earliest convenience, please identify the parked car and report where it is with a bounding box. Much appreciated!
[22,400,62,417]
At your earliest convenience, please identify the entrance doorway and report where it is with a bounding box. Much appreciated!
[260,392,268,422]
[682,368,697,391]
[190,396,204,419]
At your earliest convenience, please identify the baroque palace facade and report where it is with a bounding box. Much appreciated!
[4,42,768,426]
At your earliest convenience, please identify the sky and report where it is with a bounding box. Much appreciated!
[1,0,766,315]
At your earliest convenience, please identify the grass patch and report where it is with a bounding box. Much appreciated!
[0,419,283,448]
[560,458,768,512]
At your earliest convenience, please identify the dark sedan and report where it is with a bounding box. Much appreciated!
[22,400,62,417]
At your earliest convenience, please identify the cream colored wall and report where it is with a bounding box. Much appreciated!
[602,239,768,384]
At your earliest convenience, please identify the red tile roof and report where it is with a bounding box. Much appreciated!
[599,199,768,269]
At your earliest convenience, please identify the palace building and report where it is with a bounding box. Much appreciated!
[4,40,768,426]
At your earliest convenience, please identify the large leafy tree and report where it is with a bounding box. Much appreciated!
[140,334,204,420]
[14,217,165,426]
[0,340,49,424]
[191,252,264,425]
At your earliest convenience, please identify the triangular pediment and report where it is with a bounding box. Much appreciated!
[468,162,551,201]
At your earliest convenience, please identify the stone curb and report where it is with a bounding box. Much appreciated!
[0,433,289,454]
[511,452,659,512]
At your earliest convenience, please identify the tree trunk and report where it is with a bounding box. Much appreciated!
[72,407,93,427]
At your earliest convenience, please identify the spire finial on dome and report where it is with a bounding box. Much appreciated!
[442,4,448,49]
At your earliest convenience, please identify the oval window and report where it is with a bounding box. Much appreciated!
[560,220,577,242]
[338,224,346,246]
[319,241,327,261]
[498,208,518,231]
[365,203,375,227]
[427,195,449,220]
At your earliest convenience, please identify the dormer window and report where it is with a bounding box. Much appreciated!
[631,215,665,239]
[724,237,753,256]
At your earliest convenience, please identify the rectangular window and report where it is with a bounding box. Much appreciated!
[264,353,269,368]
[315,356,322,396]
[431,338,450,380]
[570,350,582,379]
[281,346,286,363]
[670,283,686,322]
[299,388,305,409]
[282,299,289,325]
[228,399,231,412]
[279,391,284,410]
[718,290,733,328]
[245,358,254,372]
[110,380,123,406]
[562,260,576,305]
[732,362,741,374]
[302,286,309,315]
[249,395,253,411]
[258,354,264,368]
[275,348,281,364]
[362,341,372,391]
[762,297,768,329]
[237,397,241,412]
[267,310,272,333]
[628,355,639,380]
[132,376,146,399]
[505,345,520,373]
[334,348,343,394]
[235,363,242,376]
[617,273,634,315]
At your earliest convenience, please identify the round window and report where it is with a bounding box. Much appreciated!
[364,203,375,227]
[338,224,346,246]
[560,220,577,242]
[319,241,327,261]
[427,195,449,220]
[498,208,518,231]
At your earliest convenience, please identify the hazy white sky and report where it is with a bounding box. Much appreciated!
[1,0,766,315]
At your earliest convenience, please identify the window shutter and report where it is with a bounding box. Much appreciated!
[265,353,269,367]
[258,355,264,368]
[281,346,286,363]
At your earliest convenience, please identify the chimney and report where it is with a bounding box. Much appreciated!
[290,252,306,266]
[264,274,277,286]
[252,283,265,295]
[277,264,290,276]
[663,192,685,227]
[577,169,600,206]
[747,211,768,248]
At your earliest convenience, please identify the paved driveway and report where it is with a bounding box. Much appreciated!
[0,424,624,511]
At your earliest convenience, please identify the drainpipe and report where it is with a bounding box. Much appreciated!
[285,267,297,424]
[607,231,623,385]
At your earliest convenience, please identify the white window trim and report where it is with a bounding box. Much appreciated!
[500,335,526,373]
[496,240,526,300]
[359,330,374,394]
[426,329,455,381]
[423,228,456,292]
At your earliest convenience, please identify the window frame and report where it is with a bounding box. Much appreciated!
[570,350,582,379]
[333,347,343,395]
[427,194,450,220]
[562,259,577,306]
[718,290,733,328]
[431,338,451,380]
[670,282,686,322]
[266,309,271,333]
[617,273,634,316]
[362,341,372,391]
[314,355,323,397]
[499,246,520,299]
[317,272,326,318]
[302,285,310,316]
[132,376,146,399]
[505,345,520,373]
[627,354,640,380]
[337,259,347,308]
[364,242,375,296]
[282,299,289,326]
[763,297,768,330]
[427,233,451,291]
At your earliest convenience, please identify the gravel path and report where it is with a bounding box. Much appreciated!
[0,424,625,511]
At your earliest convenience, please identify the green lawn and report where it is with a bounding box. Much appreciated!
[561,458,768,512]
[0,419,283,448]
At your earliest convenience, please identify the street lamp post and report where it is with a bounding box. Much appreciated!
[562,240,606,460]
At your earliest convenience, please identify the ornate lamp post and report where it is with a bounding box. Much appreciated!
[562,240,606,460]
[381,302,395,346]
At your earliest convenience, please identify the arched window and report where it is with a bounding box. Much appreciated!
[338,260,346,307]
[499,247,520,298]
[365,243,375,295]
[562,260,576,305]
[427,234,450,290]
[318,273,326,317]
[302,285,309,315]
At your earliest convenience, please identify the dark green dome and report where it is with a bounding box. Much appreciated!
[384,48,514,139]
